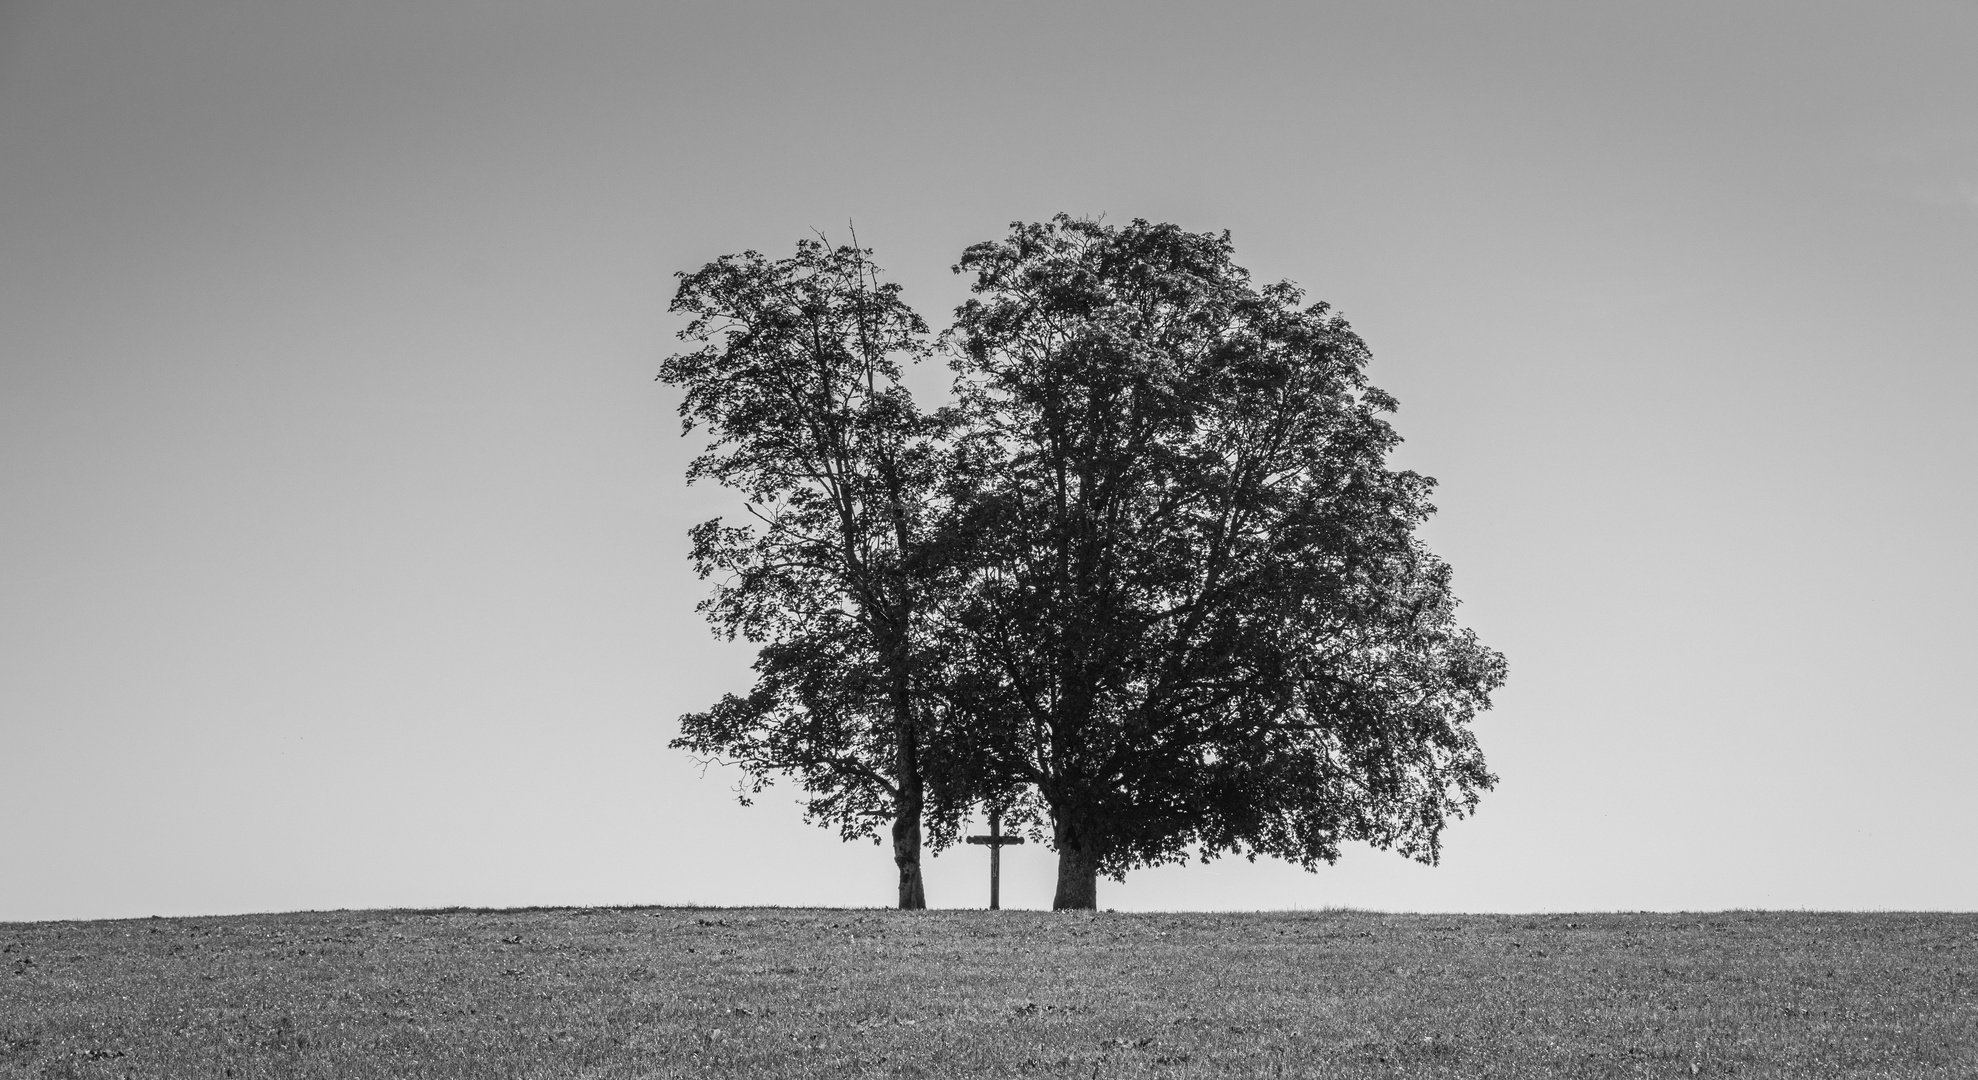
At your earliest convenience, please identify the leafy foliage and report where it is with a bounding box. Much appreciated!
[661,218,1505,910]
[942,216,1505,900]
[660,239,955,903]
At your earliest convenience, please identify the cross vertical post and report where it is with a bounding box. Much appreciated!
[965,806,1025,909]
[989,808,1003,910]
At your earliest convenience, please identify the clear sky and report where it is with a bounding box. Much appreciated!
[3,1,1974,922]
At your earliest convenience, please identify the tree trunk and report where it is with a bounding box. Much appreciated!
[892,793,926,909]
[891,668,927,910]
[1051,818,1100,910]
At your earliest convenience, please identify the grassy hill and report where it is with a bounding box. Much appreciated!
[2,907,1972,1077]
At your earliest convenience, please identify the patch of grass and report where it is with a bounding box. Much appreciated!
[1,908,1971,1077]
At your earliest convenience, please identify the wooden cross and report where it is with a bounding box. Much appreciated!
[965,807,1025,909]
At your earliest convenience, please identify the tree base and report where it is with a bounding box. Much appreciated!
[1052,845,1099,910]
[897,863,926,910]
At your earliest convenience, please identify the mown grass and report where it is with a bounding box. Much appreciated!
[1,907,1971,1078]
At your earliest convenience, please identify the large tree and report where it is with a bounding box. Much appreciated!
[942,216,1506,909]
[660,238,952,909]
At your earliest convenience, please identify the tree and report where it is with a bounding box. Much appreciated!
[942,216,1506,909]
[660,237,952,909]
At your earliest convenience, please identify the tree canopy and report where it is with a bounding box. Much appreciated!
[661,218,1505,910]
[942,216,1505,908]
[660,238,953,908]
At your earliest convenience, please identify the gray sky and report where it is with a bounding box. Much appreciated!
[3,0,1974,921]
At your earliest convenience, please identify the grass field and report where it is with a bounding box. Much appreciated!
[2,907,1971,1078]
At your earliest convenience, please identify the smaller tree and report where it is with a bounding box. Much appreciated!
[661,238,951,909]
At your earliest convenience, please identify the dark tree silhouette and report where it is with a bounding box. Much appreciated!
[660,238,952,909]
[943,216,1506,909]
